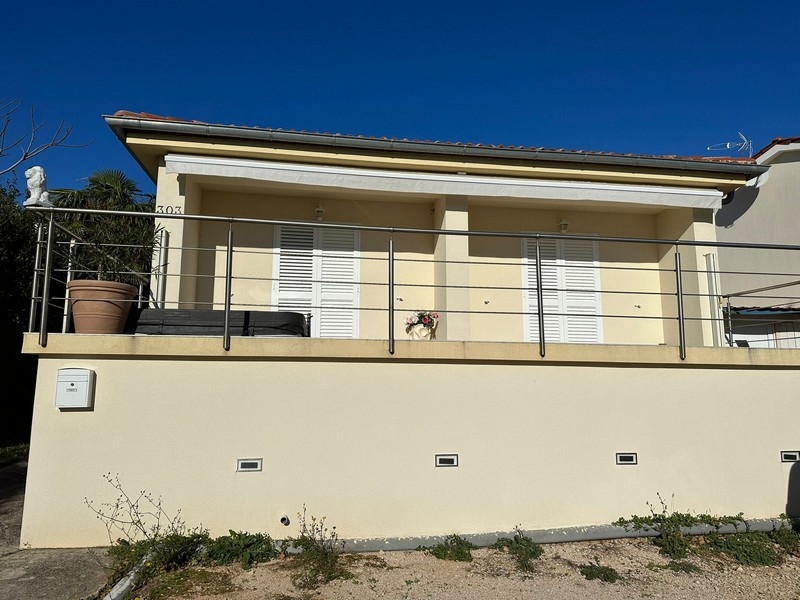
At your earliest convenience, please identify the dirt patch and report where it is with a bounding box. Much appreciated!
[164,537,800,600]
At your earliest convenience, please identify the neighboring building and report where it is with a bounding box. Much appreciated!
[20,113,800,549]
[716,137,800,347]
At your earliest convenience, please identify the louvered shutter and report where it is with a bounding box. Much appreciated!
[524,239,561,343]
[273,225,359,338]
[318,228,359,338]
[562,240,602,343]
[274,226,314,314]
[523,237,602,344]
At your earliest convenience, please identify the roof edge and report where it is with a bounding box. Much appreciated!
[105,113,769,178]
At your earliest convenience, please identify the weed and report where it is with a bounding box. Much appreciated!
[769,525,800,555]
[421,534,475,562]
[207,530,279,569]
[616,493,745,560]
[648,560,701,574]
[287,506,353,589]
[493,527,543,572]
[87,474,279,594]
[708,532,783,566]
[0,443,28,468]
[141,567,236,600]
[85,473,190,544]
[579,559,619,583]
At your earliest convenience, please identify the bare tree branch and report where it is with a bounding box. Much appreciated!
[0,99,79,178]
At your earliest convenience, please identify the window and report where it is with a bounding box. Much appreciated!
[273,225,359,338]
[523,238,602,343]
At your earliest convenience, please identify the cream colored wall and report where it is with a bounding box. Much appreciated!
[21,349,800,548]
[468,206,664,344]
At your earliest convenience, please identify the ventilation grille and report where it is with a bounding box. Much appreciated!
[781,451,800,463]
[237,458,263,472]
[615,452,638,465]
[435,454,458,468]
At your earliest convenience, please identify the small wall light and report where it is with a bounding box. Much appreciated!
[558,217,569,233]
[315,204,325,221]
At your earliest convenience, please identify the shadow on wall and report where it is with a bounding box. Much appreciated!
[715,187,760,228]
[788,461,800,521]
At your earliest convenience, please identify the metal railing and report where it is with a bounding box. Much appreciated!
[25,206,800,359]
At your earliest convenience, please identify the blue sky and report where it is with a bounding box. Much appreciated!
[4,1,799,195]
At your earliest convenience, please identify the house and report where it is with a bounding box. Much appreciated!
[716,137,800,347]
[19,113,800,549]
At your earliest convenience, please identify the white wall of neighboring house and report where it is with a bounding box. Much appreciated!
[716,140,800,348]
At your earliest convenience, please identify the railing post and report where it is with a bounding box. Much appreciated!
[38,214,55,347]
[62,238,76,333]
[675,250,686,360]
[726,296,734,347]
[156,229,169,309]
[223,222,234,351]
[388,232,395,355]
[535,237,546,358]
[28,221,45,333]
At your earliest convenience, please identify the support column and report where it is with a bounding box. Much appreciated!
[433,195,470,341]
[155,166,201,309]
[656,208,719,348]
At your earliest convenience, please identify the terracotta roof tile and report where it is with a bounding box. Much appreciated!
[754,136,800,159]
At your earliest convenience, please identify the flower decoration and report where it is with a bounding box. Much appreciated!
[405,310,439,334]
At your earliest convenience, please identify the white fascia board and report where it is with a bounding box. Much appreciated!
[757,142,800,165]
[165,154,724,210]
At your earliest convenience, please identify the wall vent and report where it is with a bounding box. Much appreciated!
[615,452,638,465]
[237,458,263,472]
[435,454,458,467]
[781,451,800,463]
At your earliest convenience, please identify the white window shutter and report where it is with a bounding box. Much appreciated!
[274,225,359,338]
[318,229,359,338]
[524,239,561,343]
[274,226,314,313]
[562,240,602,344]
[523,237,602,344]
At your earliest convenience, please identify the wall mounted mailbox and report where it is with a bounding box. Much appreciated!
[55,368,95,409]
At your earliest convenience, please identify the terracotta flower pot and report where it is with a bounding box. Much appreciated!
[67,280,138,334]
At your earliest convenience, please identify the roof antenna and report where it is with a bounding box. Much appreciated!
[707,132,753,158]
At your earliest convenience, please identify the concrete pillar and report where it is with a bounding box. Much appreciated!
[155,167,201,309]
[433,196,470,340]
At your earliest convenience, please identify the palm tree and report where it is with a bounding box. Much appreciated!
[53,170,156,285]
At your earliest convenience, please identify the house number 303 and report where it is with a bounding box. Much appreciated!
[156,205,183,214]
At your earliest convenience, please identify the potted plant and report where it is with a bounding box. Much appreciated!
[405,310,439,340]
[53,170,157,334]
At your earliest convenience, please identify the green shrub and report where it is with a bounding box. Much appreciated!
[616,493,745,560]
[769,525,800,555]
[493,528,543,572]
[207,530,279,569]
[649,560,702,574]
[579,560,619,583]
[422,534,475,562]
[708,532,783,566]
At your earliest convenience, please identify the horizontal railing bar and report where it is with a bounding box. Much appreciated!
[27,206,800,253]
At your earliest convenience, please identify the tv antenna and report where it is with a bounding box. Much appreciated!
[707,132,753,157]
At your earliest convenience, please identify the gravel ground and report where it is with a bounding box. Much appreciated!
[164,537,800,600]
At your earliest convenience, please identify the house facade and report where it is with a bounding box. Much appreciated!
[716,137,800,347]
[20,114,800,549]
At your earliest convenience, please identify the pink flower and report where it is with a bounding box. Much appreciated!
[421,317,429,324]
